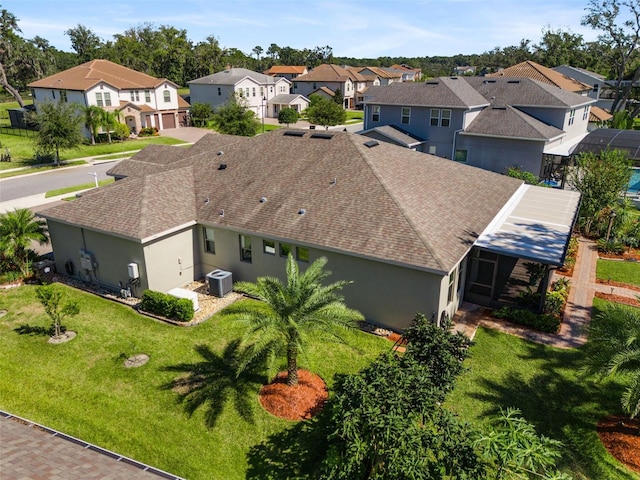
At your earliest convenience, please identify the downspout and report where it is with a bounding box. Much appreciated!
[451,128,463,160]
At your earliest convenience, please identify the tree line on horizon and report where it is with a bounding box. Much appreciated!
[0,1,638,115]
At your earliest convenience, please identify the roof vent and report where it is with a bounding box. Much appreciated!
[219,209,224,217]
[204,196,210,205]
[284,130,305,137]
[259,197,267,203]
[507,80,520,84]
[310,132,333,139]
[449,76,458,80]
[217,151,224,155]
[218,163,227,170]
[426,81,439,85]
[330,177,337,186]
[364,140,379,148]
[484,80,496,84]
[298,208,306,215]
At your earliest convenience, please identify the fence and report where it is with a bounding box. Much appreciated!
[0,126,36,137]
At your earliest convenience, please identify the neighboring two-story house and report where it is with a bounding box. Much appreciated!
[388,64,422,82]
[40,129,579,332]
[361,76,595,185]
[188,68,298,118]
[293,64,367,109]
[27,59,190,135]
[552,65,620,114]
[263,65,308,82]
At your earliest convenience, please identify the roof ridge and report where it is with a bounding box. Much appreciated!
[349,135,446,271]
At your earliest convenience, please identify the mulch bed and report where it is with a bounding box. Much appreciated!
[259,369,328,421]
[597,415,640,474]
[596,279,640,293]
[595,292,640,308]
[598,248,640,262]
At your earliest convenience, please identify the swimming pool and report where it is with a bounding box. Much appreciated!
[630,167,640,194]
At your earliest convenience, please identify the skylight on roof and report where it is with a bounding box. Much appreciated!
[284,130,305,137]
[364,140,379,148]
[310,133,334,139]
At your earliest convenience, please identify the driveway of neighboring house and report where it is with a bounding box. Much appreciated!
[158,126,212,143]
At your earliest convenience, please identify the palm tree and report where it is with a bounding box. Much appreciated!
[100,109,119,143]
[83,105,103,145]
[0,208,48,276]
[221,253,363,386]
[584,301,640,418]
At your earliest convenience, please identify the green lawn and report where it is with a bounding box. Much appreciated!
[0,284,389,480]
[596,259,640,287]
[45,178,115,198]
[0,134,185,172]
[448,299,640,480]
[0,99,33,126]
[345,110,364,121]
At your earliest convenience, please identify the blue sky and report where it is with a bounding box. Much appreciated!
[7,0,601,58]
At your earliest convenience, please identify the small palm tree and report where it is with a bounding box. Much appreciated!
[101,109,120,143]
[0,208,48,276]
[83,105,103,145]
[221,253,363,386]
[584,301,640,418]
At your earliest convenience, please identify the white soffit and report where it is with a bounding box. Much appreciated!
[543,132,590,156]
[475,185,581,266]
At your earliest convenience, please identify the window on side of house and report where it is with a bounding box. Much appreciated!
[312,82,317,89]
[447,268,457,303]
[163,90,171,103]
[428,145,437,155]
[441,109,451,127]
[245,87,250,97]
[240,235,252,263]
[454,149,467,162]
[296,246,309,263]
[568,109,576,126]
[263,240,276,255]
[130,91,135,102]
[134,90,140,101]
[401,107,411,124]
[430,108,439,126]
[51,90,56,99]
[582,106,589,121]
[203,227,215,254]
[145,90,151,102]
[217,87,222,96]
[260,87,264,97]
[252,87,256,97]
[60,91,67,102]
[95,92,103,107]
[103,92,111,107]
[372,105,380,122]
[279,243,292,258]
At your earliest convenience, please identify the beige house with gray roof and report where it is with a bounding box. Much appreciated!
[42,130,579,332]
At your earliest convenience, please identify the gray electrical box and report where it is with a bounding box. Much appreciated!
[206,269,233,297]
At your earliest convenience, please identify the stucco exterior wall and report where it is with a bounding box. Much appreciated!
[190,83,236,110]
[456,135,546,175]
[47,221,148,294]
[143,226,199,292]
[196,225,455,331]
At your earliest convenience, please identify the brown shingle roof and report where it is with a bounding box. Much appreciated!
[589,105,613,122]
[46,131,522,273]
[264,66,307,75]
[296,64,366,83]
[486,61,591,93]
[28,59,174,91]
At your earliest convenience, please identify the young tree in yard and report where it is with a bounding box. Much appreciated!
[190,102,213,127]
[212,96,260,136]
[100,109,120,143]
[220,253,362,386]
[583,302,640,419]
[31,100,84,166]
[569,149,632,235]
[306,94,346,129]
[0,208,48,276]
[332,88,344,107]
[35,284,80,339]
[277,107,299,127]
[83,105,103,145]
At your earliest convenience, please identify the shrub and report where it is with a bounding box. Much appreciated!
[544,291,566,317]
[493,306,560,333]
[596,238,625,255]
[140,290,194,322]
[112,122,130,140]
[138,126,159,137]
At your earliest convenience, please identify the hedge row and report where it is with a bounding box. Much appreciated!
[140,289,194,322]
[493,307,560,333]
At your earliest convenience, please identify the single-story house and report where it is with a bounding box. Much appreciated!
[41,130,580,332]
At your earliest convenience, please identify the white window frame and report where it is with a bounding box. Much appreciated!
[103,92,112,107]
[568,109,576,126]
[263,239,276,255]
[430,108,439,126]
[163,90,171,103]
[144,90,151,102]
[401,107,411,125]
[371,105,380,122]
[95,92,103,107]
[441,109,451,127]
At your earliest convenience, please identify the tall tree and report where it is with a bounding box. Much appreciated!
[0,208,48,276]
[569,149,632,235]
[583,302,640,418]
[31,99,84,165]
[582,0,640,116]
[534,27,586,66]
[0,6,25,106]
[306,94,346,129]
[211,96,260,136]
[220,253,362,386]
[65,24,102,63]
[100,109,119,143]
[188,35,224,80]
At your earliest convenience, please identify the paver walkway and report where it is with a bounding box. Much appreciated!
[454,238,635,349]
